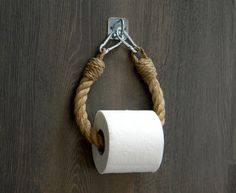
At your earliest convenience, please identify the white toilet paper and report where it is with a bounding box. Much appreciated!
[92,110,164,174]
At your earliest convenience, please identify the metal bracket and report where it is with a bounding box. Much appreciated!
[108,17,129,40]
[99,17,138,54]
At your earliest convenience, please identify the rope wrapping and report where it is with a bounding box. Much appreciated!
[74,51,106,150]
[131,48,165,125]
[74,48,165,150]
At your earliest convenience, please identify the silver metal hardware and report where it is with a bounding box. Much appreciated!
[99,17,139,55]
[108,17,128,40]
[117,30,139,53]
[99,32,122,54]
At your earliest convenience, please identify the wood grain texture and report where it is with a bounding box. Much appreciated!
[0,0,235,193]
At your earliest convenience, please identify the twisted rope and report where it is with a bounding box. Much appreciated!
[74,48,165,150]
[131,48,165,125]
[74,50,106,150]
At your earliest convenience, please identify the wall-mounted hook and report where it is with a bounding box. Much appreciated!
[99,17,139,55]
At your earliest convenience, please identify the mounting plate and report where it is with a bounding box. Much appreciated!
[108,17,129,40]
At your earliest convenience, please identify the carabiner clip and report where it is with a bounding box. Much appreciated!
[116,30,139,53]
[99,32,122,54]
[99,17,140,55]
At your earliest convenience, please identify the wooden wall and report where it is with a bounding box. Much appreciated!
[0,0,235,192]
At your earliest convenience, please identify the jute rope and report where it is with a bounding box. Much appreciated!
[74,47,165,151]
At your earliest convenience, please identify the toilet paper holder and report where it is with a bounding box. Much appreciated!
[74,17,166,151]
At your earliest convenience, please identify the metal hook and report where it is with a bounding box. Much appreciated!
[99,18,125,54]
[116,30,139,53]
[99,32,122,54]
[99,17,139,55]
[116,18,124,38]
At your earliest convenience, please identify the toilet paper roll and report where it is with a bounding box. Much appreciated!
[92,110,164,174]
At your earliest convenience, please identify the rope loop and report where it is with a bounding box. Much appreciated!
[74,47,165,150]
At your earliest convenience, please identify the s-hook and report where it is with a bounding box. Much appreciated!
[99,17,139,54]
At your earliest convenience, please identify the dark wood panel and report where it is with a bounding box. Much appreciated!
[0,0,235,193]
